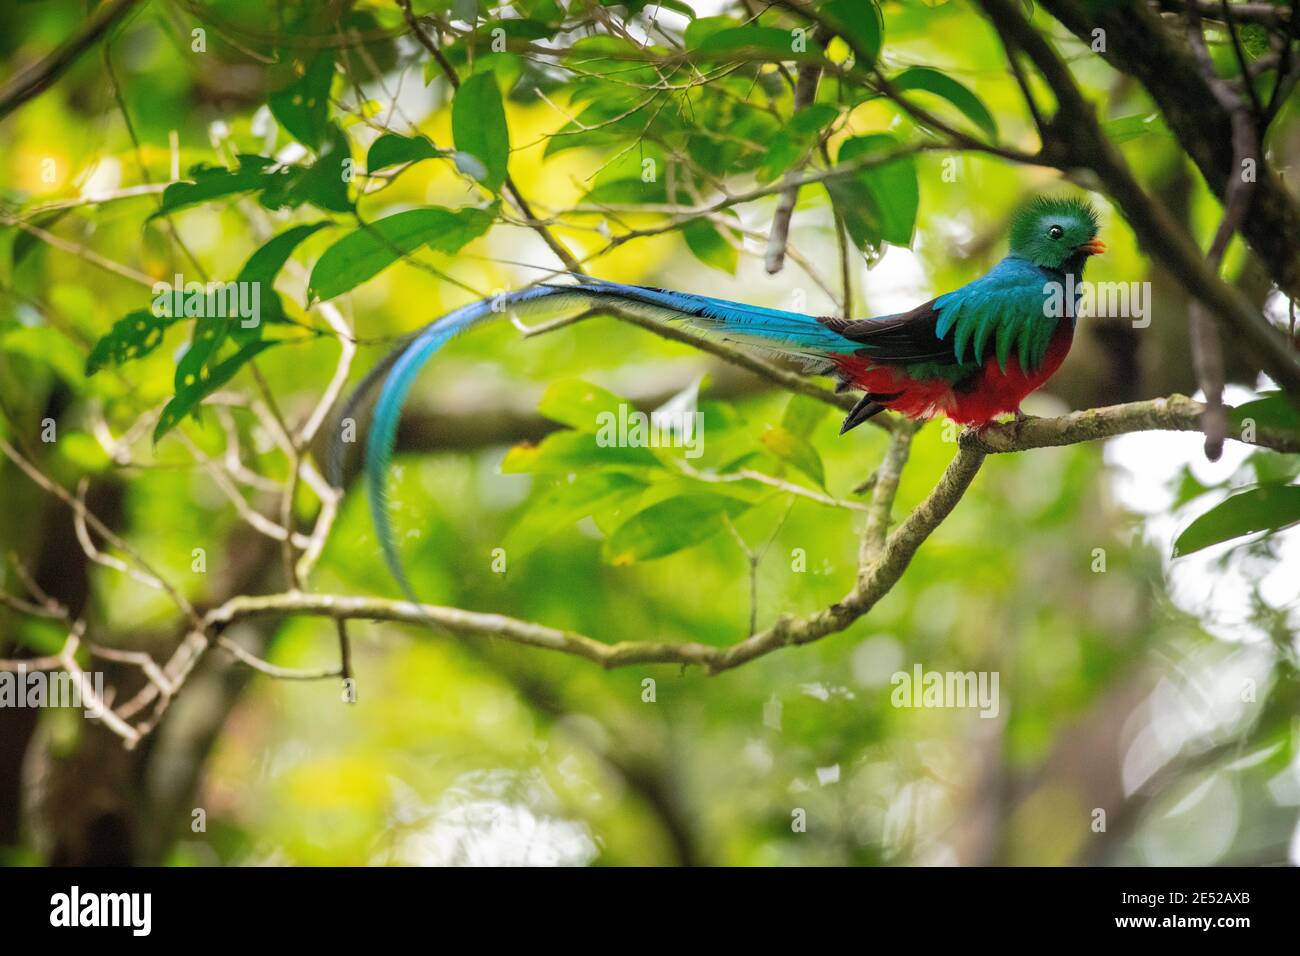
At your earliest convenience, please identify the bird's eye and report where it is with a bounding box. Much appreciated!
[1048,224,1064,240]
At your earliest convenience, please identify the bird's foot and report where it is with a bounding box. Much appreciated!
[959,413,1032,450]
[957,422,992,449]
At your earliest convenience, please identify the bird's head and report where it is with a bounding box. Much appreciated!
[1008,196,1104,271]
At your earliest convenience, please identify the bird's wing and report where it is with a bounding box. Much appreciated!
[819,299,955,365]
[823,260,1060,374]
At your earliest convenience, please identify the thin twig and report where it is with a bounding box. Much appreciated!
[860,419,918,574]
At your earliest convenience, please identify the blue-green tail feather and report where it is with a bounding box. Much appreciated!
[329,279,857,601]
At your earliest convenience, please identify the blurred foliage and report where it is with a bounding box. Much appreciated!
[0,0,1297,867]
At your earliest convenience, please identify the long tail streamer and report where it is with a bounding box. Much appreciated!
[329,279,858,600]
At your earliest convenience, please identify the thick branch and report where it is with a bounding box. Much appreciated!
[1155,0,1294,29]
[1039,0,1300,300]
[976,0,1300,399]
[0,0,143,122]
[968,393,1299,453]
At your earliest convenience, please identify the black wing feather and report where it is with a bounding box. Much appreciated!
[818,298,958,365]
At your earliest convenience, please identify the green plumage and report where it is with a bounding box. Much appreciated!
[925,196,1101,374]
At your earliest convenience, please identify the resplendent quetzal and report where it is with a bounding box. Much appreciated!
[333,195,1103,595]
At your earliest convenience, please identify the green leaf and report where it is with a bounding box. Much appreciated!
[782,393,831,439]
[560,35,663,92]
[517,0,565,19]
[268,52,336,151]
[756,103,838,183]
[85,312,182,374]
[154,340,275,442]
[789,102,839,136]
[233,221,330,338]
[156,145,352,219]
[164,229,331,440]
[654,0,696,17]
[86,309,180,375]
[537,379,629,431]
[695,25,819,59]
[760,424,826,489]
[584,177,667,204]
[686,400,756,471]
[683,16,742,49]
[1230,391,1300,435]
[891,66,998,141]
[422,206,495,255]
[2,326,87,387]
[603,494,751,564]
[366,133,441,172]
[9,619,68,657]
[307,207,493,302]
[756,137,803,185]
[504,472,648,557]
[1102,112,1169,145]
[152,156,279,218]
[296,125,354,212]
[175,314,233,407]
[452,71,510,191]
[238,222,330,289]
[1240,22,1270,58]
[682,219,738,274]
[500,430,664,475]
[844,134,917,246]
[1172,483,1300,557]
[828,134,918,249]
[543,118,636,160]
[1171,465,1213,509]
[821,0,884,67]
[502,17,556,40]
[260,124,353,213]
[1250,449,1300,484]
[641,476,771,513]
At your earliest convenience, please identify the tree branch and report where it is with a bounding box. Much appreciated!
[975,0,1300,400]
[0,0,143,122]
[860,419,918,574]
[765,46,823,274]
[207,397,1300,675]
[1039,0,1300,301]
[967,393,1299,453]
[397,0,584,274]
[4,391,1294,748]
